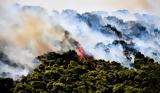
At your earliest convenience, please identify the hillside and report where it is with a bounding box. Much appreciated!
[0,51,160,93]
[1,6,160,79]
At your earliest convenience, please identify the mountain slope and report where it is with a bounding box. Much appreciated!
[1,6,160,78]
[6,51,159,93]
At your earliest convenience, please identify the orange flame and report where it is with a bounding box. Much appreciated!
[75,42,88,62]
[76,47,85,60]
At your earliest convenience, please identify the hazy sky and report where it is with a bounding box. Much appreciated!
[0,0,160,15]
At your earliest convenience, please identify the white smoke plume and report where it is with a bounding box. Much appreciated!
[0,5,160,79]
[0,5,76,79]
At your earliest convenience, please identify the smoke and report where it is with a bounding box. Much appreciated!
[57,10,160,66]
[0,5,160,79]
[2,0,160,16]
[0,5,76,79]
[147,0,160,15]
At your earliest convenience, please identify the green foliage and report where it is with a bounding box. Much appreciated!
[0,51,160,93]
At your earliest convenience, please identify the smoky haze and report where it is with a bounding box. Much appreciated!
[0,5,77,79]
[1,0,160,15]
[0,5,160,79]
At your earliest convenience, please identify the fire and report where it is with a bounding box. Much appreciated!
[75,42,88,62]
[76,47,85,60]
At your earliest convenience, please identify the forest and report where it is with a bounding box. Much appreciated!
[0,50,160,93]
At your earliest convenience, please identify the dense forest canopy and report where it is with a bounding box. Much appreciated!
[0,50,160,93]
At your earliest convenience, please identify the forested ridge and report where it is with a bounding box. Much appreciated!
[0,51,160,93]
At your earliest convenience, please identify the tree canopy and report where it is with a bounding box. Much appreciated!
[0,51,160,93]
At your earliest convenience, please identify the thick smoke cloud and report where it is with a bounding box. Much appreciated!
[0,5,76,79]
[0,5,160,79]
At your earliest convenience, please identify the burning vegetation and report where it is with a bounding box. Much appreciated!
[0,5,160,93]
[1,51,160,93]
[75,42,88,62]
